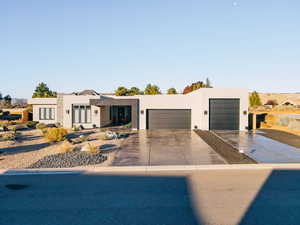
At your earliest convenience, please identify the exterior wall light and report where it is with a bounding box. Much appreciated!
[66,109,70,114]
[204,110,208,115]
[94,110,98,114]
[194,125,198,130]
[243,110,247,115]
[140,110,144,115]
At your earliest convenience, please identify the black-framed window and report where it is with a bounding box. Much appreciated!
[73,105,91,123]
[39,108,55,120]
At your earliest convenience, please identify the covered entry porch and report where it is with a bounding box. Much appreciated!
[90,98,139,129]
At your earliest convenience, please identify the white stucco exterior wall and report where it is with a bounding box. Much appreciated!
[188,88,249,130]
[28,88,249,130]
[32,104,57,124]
[62,95,101,129]
[28,98,58,124]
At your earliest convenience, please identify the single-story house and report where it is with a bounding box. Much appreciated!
[28,88,249,130]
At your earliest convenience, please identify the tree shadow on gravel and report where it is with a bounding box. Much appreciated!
[0,143,51,156]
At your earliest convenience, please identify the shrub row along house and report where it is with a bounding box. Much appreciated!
[28,88,248,130]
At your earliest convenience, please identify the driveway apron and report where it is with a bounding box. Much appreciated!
[112,130,226,166]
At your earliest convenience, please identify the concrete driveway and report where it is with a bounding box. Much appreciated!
[214,130,300,163]
[112,130,226,166]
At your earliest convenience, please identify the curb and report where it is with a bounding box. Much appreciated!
[2,164,300,175]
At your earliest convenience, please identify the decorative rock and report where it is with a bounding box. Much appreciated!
[27,151,107,168]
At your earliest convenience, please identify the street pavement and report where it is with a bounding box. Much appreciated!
[1,168,300,225]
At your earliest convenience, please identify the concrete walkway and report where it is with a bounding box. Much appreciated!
[112,130,226,166]
[215,130,300,163]
[2,166,300,225]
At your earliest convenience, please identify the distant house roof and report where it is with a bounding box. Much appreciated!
[73,90,100,96]
[280,98,300,106]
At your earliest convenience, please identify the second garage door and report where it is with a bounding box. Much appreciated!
[147,109,191,129]
[209,99,240,130]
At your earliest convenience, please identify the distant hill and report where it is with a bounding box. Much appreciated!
[12,98,27,105]
[257,93,300,106]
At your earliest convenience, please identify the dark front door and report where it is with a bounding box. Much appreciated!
[111,106,131,125]
[147,109,191,129]
[209,99,240,130]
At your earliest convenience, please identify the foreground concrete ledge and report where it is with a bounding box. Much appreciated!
[3,164,300,175]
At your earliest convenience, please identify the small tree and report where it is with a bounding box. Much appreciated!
[115,87,128,96]
[249,91,262,107]
[128,87,142,96]
[205,78,212,88]
[0,92,2,101]
[183,81,206,94]
[144,84,161,95]
[3,95,12,106]
[32,82,57,98]
[167,88,177,94]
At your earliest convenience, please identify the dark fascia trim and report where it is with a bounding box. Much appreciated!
[90,98,139,106]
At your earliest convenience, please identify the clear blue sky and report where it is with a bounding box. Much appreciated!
[0,0,299,98]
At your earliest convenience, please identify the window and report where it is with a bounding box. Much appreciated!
[73,105,91,123]
[39,108,55,120]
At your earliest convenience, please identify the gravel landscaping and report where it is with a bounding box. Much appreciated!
[0,128,127,169]
[27,151,108,168]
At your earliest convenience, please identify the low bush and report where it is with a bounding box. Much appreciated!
[79,135,89,143]
[124,122,132,129]
[43,128,68,142]
[0,125,9,132]
[55,122,62,128]
[99,133,110,140]
[1,132,16,141]
[11,125,17,133]
[72,126,80,132]
[59,140,74,153]
[26,121,38,128]
[82,143,98,154]
[36,123,47,130]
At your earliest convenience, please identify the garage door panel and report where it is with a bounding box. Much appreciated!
[209,99,240,130]
[147,109,191,129]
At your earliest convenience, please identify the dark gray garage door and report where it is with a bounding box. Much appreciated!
[209,99,240,130]
[147,109,191,129]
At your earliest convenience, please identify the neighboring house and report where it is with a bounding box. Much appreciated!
[258,93,300,107]
[28,88,249,130]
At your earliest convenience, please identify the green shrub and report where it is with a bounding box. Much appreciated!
[124,122,132,129]
[26,121,38,128]
[72,126,80,132]
[36,123,47,130]
[43,128,68,142]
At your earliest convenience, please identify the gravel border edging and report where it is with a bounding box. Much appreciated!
[259,129,300,149]
[195,130,257,164]
[27,151,108,168]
